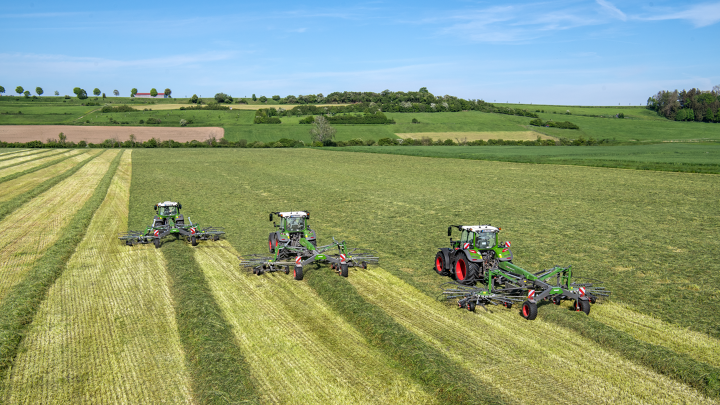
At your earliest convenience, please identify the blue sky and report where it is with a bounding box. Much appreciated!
[1,0,719,105]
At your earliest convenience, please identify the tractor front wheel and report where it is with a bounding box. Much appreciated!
[340,263,349,278]
[434,252,449,276]
[574,299,590,315]
[521,301,538,320]
[293,265,304,281]
[153,238,160,249]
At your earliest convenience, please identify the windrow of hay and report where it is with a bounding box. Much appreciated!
[0,149,74,177]
[194,243,438,405]
[0,150,29,158]
[592,302,720,368]
[349,268,717,404]
[4,151,194,404]
[0,150,49,163]
[395,131,555,141]
[0,152,92,204]
[0,150,117,301]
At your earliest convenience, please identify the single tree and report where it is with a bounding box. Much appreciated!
[73,87,81,95]
[191,94,199,103]
[58,132,67,145]
[419,87,429,93]
[54,90,59,96]
[102,93,106,99]
[36,87,44,96]
[77,89,88,99]
[310,115,336,143]
[259,95,268,103]
[252,93,257,101]
[113,89,119,96]
[93,88,101,96]
[23,90,30,98]
[131,88,138,97]
[164,88,172,97]
[272,95,280,101]
[16,86,24,95]
[150,88,158,97]
[0,86,5,95]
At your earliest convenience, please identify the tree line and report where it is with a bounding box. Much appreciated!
[647,86,720,122]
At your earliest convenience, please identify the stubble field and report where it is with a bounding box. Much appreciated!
[0,147,717,404]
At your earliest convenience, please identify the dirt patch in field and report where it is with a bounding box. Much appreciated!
[0,125,224,143]
[396,131,555,141]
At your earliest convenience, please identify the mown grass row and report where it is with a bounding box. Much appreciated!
[160,240,259,404]
[0,151,97,223]
[305,269,505,405]
[544,307,720,399]
[0,150,121,388]
[0,149,61,171]
[0,149,48,164]
[0,149,84,185]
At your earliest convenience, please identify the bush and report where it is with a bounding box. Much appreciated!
[618,112,625,119]
[139,119,144,124]
[101,105,136,113]
[299,116,315,124]
[180,119,188,126]
[146,118,161,124]
[378,138,398,146]
[412,118,419,123]
[259,96,268,103]
[215,93,233,103]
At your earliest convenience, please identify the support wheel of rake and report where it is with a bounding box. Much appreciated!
[467,301,476,312]
[284,266,290,275]
[293,265,304,281]
[503,302,513,310]
[434,251,449,276]
[191,236,198,246]
[153,238,160,249]
[454,254,476,285]
[340,263,349,278]
[521,300,538,320]
[574,299,590,315]
[213,234,220,241]
[361,261,368,270]
[553,296,562,306]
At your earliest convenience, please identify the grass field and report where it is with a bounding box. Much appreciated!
[0,127,717,402]
[396,131,554,141]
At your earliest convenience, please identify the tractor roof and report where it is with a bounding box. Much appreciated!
[461,225,499,233]
[278,211,308,217]
[157,201,179,207]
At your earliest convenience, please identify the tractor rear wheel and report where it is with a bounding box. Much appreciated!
[340,263,349,278]
[521,301,537,320]
[574,299,590,315]
[191,236,198,246]
[434,252,449,276]
[293,265,304,281]
[153,238,160,249]
[454,254,476,284]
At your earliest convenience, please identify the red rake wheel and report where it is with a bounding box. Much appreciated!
[521,300,537,320]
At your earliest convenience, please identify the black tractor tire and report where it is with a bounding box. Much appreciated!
[434,251,449,276]
[340,263,349,278]
[454,253,476,284]
[153,238,160,249]
[553,296,562,305]
[468,263,480,282]
[284,266,290,275]
[467,301,476,312]
[504,302,513,310]
[521,300,538,320]
[293,265,304,281]
[268,234,276,253]
[574,299,591,315]
[191,236,198,246]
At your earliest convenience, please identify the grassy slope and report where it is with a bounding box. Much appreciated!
[4,151,194,404]
[129,149,719,402]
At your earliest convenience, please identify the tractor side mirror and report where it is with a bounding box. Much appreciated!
[269,213,273,221]
[447,226,452,237]
[306,213,310,220]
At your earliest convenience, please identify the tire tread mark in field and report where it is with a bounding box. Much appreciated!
[305,269,506,405]
[0,149,85,186]
[161,240,259,405]
[0,150,98,229]
[0,149,52,165]
[0,150,123,392]
[544,308,720,399]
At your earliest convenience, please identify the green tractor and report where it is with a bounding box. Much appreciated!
[241,211,378,280]
[437,224,610,320]
[119,201,225,248]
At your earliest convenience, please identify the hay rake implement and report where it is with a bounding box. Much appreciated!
[240,211,378,280]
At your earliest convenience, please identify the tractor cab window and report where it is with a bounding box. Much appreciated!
[475,232,496,249]
[158,206,178,216]
[460,230,472,244]
[285,217,305,232]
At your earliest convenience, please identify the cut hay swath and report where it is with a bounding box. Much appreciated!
[3,150,194,404]
[0,151,93,204]
[194,242,438,405]
[0,149,73,175]
[591,302,720,368]
[0,150,29,158]
[0,150,117,302]
[349,268,717,404]
[0,150,49,162]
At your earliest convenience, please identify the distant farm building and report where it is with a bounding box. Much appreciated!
[135,92,168,98]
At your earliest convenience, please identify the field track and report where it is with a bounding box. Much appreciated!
[194,242,438,405]
[0,125,224,143]
[349,268,716,404]
[0,152,92,204]
[0,150,114,301]
[4,151,194,404]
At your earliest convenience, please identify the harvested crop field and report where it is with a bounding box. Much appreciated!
[0,125,224,143]
[396,131,554,141]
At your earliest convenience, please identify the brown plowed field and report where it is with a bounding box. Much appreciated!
[0,125,224,143]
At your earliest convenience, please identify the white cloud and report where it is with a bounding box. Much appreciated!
[595,0,627,21]
[641,2,720,27]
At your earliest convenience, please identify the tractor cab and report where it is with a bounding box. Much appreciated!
[155,201,182,217]
[284,216,306,233]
